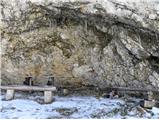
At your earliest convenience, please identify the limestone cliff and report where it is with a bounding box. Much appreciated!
[1,0,159,89]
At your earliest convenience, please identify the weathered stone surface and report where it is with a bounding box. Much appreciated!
[63,89,69,96]
[140,100,156,108]
[44,91,53,104]
[1,0,159,90]
[5,90,15,100]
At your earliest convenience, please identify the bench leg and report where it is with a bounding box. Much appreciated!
[147,91,153,100]
[44,91,52,104]
[6,90,15,100]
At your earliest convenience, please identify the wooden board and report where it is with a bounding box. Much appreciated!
[101,87,159,92]
[0,85,56,91]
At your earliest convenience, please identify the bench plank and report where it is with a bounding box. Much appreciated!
[0,85,56,91]
[101,87,159,92]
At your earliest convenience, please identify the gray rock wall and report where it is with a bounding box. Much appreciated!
[1,0,159,89]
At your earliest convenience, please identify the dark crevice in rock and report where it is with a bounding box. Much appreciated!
[147,56,159,72]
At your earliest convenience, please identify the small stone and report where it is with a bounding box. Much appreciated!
[35,98,44,104]
[149,14,157,20]
[12,117,18,119]
[56,107,78,116]
[109,90,118,99]
[107,108,120,117]
[101,93,107,97]
[140,100,156,108]
[63,89,69,96]
[113,95,119,99]
[36,108,40,110]
[11,107,16,110]
[17,109,22,112]
[136,106,146,114]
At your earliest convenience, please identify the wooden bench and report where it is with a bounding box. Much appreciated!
[101,86,159,92]
[0,85,57,104]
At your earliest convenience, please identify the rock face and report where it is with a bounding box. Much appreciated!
[1,0,159,89]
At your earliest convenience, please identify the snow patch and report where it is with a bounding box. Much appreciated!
[0,95,159,119]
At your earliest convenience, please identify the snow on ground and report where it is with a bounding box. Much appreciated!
[0,93,159,119]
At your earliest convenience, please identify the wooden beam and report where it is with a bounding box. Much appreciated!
[0,85,56,91]
[70,86,159,92]
[101,87,159,92]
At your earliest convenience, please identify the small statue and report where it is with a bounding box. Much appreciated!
[47,76,54,86]
[23,75,33,86]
